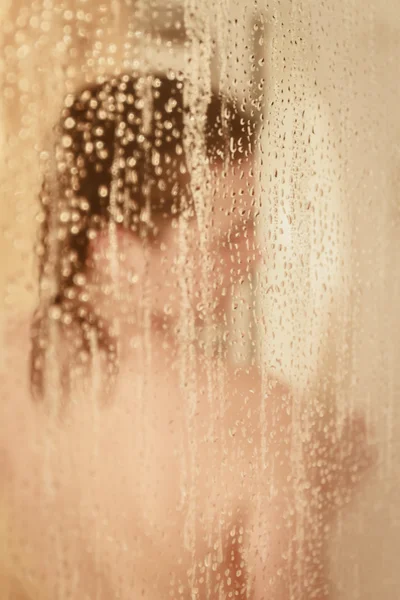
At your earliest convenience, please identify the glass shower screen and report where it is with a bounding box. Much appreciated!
[0,1,398,599]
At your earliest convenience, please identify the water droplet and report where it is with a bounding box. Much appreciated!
[49,306,62,321]
[65,117,76,130]
[99,185,108,198]
[73,273,86,287]
[61,313,72,326]
[62,135,72,148]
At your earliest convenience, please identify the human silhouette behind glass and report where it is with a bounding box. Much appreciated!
[0,73,375,599]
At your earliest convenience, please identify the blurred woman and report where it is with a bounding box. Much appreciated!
[1,72,374,599]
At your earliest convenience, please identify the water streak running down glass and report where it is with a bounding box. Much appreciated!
[0,1,399,599]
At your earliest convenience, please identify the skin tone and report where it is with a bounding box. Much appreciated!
[0,161,374,600]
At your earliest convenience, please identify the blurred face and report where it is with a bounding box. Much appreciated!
[88,159,258,325]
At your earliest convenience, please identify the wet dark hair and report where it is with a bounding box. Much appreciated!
[31,72,259,402]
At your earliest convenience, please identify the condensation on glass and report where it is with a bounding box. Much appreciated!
[0,1,399,599]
